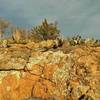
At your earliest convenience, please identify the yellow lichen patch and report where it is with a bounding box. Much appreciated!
[42,79,55,92]
[0,84,3,100]
[43,64,58,80]
[31,51,42,57]
[78,55,98,75]
[2,74,19,90]
[30,64,43,76]
[26,42,36,49]
[1,74,20,100]
[18,78,35,99]
[0,71,8,83]
[23,72,40,82]
[6,86,11,91]
[32,82,48,98]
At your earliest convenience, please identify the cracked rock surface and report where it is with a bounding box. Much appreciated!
[0,43,100,100]
[0,47,31,69]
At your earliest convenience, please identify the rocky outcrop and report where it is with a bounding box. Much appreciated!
[0,42,100,100]
[0,47,31,69]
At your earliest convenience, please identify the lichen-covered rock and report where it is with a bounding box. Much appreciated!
[0,47,30,69]
[0,44,100,100]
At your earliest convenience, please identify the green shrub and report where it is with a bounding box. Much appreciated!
[94,40,100,46]
[68,35,84,46]
[0,17,11,38]
[12,28,28,44]
[0,39,8,47]
[31,19,60,40]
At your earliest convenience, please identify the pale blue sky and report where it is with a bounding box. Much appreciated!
[0,0,100,39]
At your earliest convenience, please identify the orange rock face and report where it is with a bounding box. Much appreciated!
[0,45,100,100]
[0,75,19,100]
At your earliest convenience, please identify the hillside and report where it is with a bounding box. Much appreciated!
[0,39,100,100]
